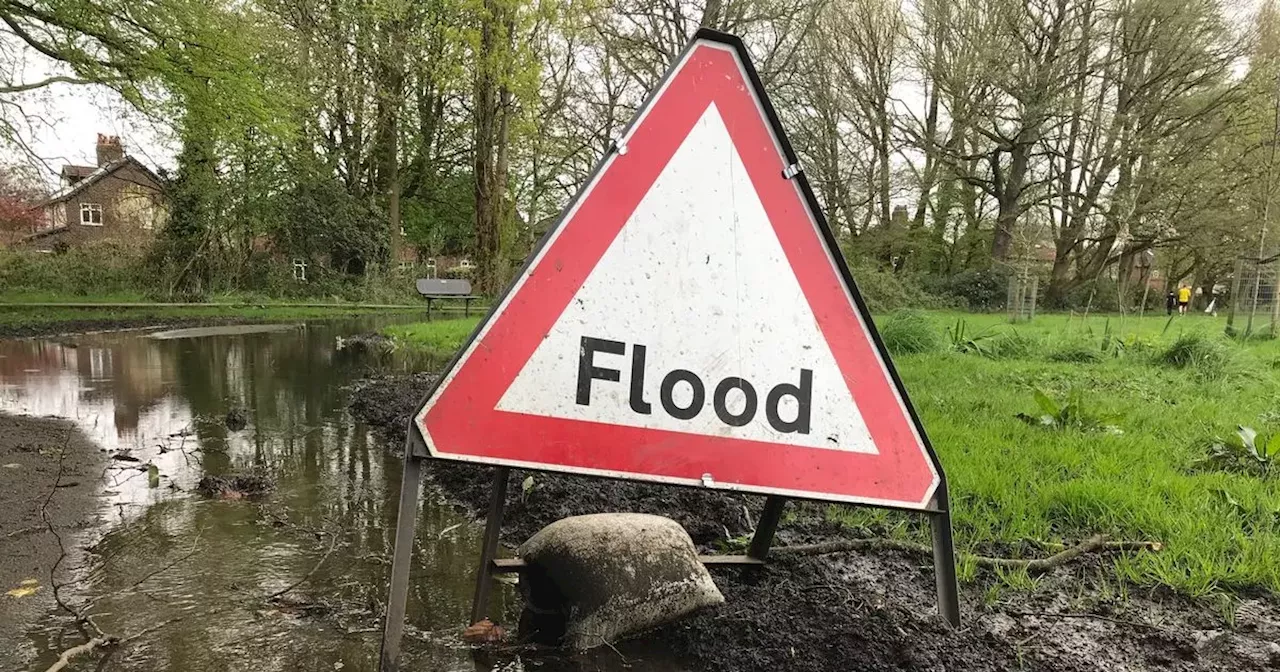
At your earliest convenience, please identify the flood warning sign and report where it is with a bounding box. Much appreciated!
[412,36,941,509]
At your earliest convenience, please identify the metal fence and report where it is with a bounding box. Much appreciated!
[1007,271,1039,323]
[1227,255,1280,338]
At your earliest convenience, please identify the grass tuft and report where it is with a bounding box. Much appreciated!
[1158,332,1233,379]
[982,330,1040,360]
[1047,340,1103,363]
[877,310,943,355]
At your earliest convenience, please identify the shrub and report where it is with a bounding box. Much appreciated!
[440,265,475,280]
[921,267,1012,311]
[877,310,943,355]
[0,242,146,296]
[1158,332,1232,379]
[846,262,947,312]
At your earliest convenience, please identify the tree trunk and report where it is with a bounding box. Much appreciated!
[472,0,504,294]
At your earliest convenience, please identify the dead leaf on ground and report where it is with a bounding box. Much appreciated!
[6,579,40,598]
[461,619,506,644]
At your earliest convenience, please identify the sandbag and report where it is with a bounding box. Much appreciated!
[517,512,724,649]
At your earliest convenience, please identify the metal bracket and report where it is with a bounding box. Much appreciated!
[610,137,629,156]
[747,496,786,561]
[470,468,511,624]
[782,162,803,179]
[378,443,426,671]
[929,483,961,627]
[407,428,430,459]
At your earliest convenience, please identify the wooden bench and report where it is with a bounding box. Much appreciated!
[416,278,479,319]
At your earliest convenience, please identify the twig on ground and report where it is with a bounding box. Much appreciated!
[81,529,204,614]
[1032,539,1163,553]
[262,529,340,601]
[115,614,191,646]
[40,432,76,618]
[1005,609,1171,632]
[45,508,340,669]
[774,534,1141,573]
[43,636,112,672]
[4,524,44,539]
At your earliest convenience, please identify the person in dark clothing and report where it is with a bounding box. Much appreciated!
[1166,290,1177,316]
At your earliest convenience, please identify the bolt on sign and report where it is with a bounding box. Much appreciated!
[379,29,957,670]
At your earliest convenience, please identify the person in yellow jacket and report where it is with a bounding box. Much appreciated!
[1177,284,1192,314]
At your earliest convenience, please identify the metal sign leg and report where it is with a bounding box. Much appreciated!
[379,451,425,672]
[470,467,511,624]
[747,496,787,560]
[930,482,961,627]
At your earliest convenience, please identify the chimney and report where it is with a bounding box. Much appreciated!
[96,134,124,166]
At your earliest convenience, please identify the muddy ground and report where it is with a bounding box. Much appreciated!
[0,314,257,340]
[0,413,106,669]
[351,373,1280,672]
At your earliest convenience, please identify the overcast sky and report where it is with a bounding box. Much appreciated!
[2,53,175,188]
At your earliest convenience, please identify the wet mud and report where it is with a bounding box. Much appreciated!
[0,413,106,669]
[0,313,255,340]
[352,373,1280,672]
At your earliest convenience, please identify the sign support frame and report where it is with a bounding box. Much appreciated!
[377,29,960,671]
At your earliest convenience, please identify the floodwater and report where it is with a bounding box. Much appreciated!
[0,317,524,671]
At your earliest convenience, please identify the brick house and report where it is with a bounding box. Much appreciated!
[22,135,167,250]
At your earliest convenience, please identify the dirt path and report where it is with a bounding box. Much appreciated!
[0,413,106,670]
[351,373,1280,672]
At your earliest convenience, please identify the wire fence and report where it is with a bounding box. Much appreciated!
[1007,270,1039,323]
[1227,255,1280,338]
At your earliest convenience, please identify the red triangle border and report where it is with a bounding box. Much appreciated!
[414,36,942,509]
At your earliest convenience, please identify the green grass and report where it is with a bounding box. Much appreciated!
[878,310,944,355]
[382,318,482,358]
[389,310,1280,597]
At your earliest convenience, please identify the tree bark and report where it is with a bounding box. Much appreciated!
[472,0,506,294]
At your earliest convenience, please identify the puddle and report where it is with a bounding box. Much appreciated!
[147,324,303,339]
[0,317,521,671]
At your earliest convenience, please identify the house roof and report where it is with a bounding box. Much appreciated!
[61,165,97,180]
[43,156,165,206]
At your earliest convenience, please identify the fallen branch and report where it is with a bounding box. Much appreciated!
[1034,539,1163,553]
[44,636,112,672]
[1005,609,1170,632]
[81,530,204,614]
[773,534,1147,573]
[40,432,77,619]
[4,524,43,539]
[262,530,339,601]
[43,513,339,669]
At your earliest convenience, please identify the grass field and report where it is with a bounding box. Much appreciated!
[389,311,1280,597]
[382,319,482,359]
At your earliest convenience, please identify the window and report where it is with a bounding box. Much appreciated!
[292,258,307,282]
[80,203,103,226]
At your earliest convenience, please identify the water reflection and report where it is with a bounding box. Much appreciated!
[0,318,511,671]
